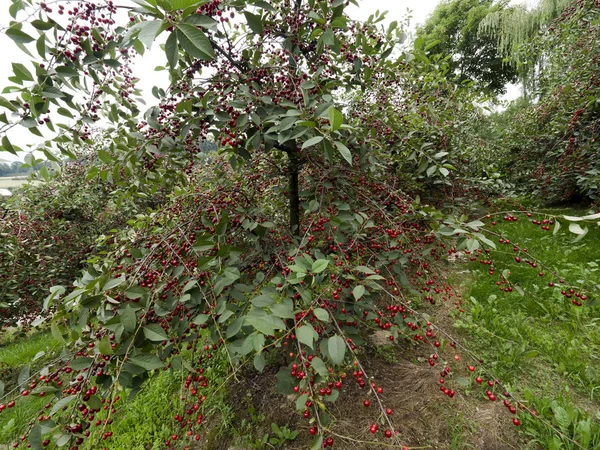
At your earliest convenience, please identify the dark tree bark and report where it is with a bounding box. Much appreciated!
[286,144,300,235]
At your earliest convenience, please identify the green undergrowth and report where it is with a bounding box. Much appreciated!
[0,331,62,445]
[456,207,600,449]
[0,331,61,367]
[0,331,233,449]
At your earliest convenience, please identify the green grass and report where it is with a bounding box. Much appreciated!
[0,332,62,445]
[0,327,239,450]
[0,331,62,367]
[456,208,600,449]
[84,369,184,450]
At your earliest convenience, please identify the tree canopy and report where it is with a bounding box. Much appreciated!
[416,0,518,94]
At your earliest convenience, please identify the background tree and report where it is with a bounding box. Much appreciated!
[478,0,572,98]
[416,0,518,94]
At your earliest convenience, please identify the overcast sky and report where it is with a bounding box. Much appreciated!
[0,0,528,162]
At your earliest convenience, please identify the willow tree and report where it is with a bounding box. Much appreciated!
[478,0,572,98]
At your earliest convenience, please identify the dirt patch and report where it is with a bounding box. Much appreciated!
[192,339,523,450]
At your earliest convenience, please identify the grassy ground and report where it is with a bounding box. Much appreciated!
[0,331,233,450]
[0,331,62,446]
[454,208,600,449]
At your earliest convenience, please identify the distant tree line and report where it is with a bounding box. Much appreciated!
[0,161,49,177]
[0,161,29,177]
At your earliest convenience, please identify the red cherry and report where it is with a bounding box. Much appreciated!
[513,418,521,426]
[384,429,392,438]
[363,399,370,407]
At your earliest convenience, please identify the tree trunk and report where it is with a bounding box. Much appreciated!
[287,146,300,235]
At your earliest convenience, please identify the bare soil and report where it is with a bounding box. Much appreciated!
[195,331,523,450]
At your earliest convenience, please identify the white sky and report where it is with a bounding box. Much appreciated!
[0,0,527,161]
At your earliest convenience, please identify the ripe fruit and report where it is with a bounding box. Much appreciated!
[513,418,521,426]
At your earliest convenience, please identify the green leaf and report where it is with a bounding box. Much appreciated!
[313,308,330,322]
[176,23,215,60]
[36,35,46,58]
[12,63,33,82]
[245,315,285,335]
[70,357,93,370]
[55,66,79,78]
[227,317,245,338]
[6,27,35,44]
[129,354,164,371]
[253,1,276,12]
[295,393,308,411]
[327,107,343,131]
[31,20,55,31]
[120,306,137,333]
[87,395,102,410]
[352,285,365,300]
[327,335,346,365]
[18,364,30,389]
[252,294,274,307]
[270,303,295,319]
[244,12,264,35]
[99,336,113,355]
[41,86,64,99]
[193,314,210,325]
[311,435,324,450]
[302,136,324,149]
[165,32,179,68]
[137,20,163,49]
[50,395,77,416]
[29,424,42,450]
[125,286,147,300]
[553,406,571,430]
[98,150,112,164]
[166,0,204,10]
[2,136,18,156]
[276,367,296,395]
[184,14,218,28]
[334,141,352,165]
[103,276,125,291]
[311,259,329,274]
[310,357,328,377]
[254,352,265,372]
[296,324,317,350]
[143,324,168,341]
[473,232,496,249]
